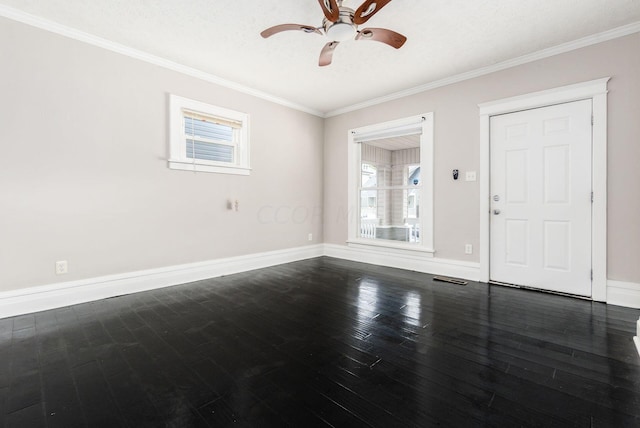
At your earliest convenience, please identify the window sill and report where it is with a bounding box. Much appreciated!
[168,160,251,176]
[347,239,435,257]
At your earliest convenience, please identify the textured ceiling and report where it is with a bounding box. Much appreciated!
[2,0,640,115]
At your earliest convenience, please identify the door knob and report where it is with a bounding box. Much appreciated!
[493,209,501,215]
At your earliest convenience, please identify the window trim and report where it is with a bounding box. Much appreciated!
[347,113,434,255]
[168,94,251,175]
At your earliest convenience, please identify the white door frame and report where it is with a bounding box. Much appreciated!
[478,78,610,301]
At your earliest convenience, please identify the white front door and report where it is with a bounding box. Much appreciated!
[490,100,592,296]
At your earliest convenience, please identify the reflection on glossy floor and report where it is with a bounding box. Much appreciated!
[1,257,639,427]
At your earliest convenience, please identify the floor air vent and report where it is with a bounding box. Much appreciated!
[433,276,468,285]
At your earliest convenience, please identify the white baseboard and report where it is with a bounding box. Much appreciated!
[323,243,481,281]
[0,244,324,319]
[3,243,637,320]
[607,281,640,355]
[607,280,640,309]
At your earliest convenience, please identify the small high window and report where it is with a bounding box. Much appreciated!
[168,95,250,175]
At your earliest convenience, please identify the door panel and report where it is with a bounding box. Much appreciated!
[543,145,570,203]
[506,150,529,203]
[543,221,571,271]
[505,220,529,266]
[490,100,592,296]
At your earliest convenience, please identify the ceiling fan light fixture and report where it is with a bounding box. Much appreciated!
[326,22,356,41]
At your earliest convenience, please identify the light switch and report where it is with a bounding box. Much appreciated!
[465,171,477,181]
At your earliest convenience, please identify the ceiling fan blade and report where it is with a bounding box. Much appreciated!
[261,24,322,38]
[319,41,339,66]
[317,0,340,22]
[356,28,406,49]
[353,0,393,25]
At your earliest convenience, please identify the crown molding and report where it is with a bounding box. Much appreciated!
[1,5,639,119]
[324,21,640,118]
[0,5,325,118]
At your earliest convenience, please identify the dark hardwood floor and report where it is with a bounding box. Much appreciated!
[1,257,639,427]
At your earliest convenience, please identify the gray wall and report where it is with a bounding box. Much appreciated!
[324,33,640,284]
[0,18,324,291]
[2,17,639,293]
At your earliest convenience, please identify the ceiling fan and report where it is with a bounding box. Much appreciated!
[260,0,407,66]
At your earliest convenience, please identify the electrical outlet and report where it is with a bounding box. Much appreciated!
[55,260,68,275]
[465,171,477,181]
[465,244,473,255]
[308,233,313,241]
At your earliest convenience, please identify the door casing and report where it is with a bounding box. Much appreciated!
[478,78,610,301]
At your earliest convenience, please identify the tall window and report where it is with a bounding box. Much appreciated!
[169,95,250,175]
[348,113,434,253]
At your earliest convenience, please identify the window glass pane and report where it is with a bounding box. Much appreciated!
[407,188,420,219]
[360,189,378,220]
[407,165,421,186]
[184,117,233,142]
[361,163,378,188]
[359,189,420,243]
[186,139,234,163]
